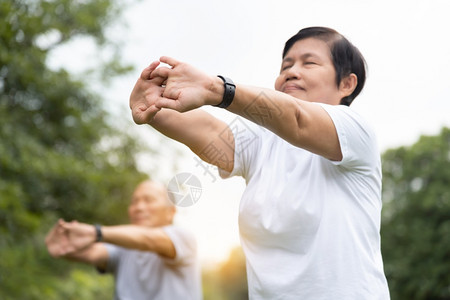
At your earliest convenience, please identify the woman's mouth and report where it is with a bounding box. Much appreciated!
[283,83,305,93]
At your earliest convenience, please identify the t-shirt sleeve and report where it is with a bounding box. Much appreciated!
[162,226,197,266]
[101,243,120,274]
[318,103,380,171]
[218,117,262,180]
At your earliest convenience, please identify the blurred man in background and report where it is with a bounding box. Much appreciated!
[45,180,202,300]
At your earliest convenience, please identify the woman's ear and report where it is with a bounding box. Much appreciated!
[339,73,358,98]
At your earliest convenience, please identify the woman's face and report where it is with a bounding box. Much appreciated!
[274,38,342,105]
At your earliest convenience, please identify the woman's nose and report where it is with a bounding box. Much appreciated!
[286,63,301,80]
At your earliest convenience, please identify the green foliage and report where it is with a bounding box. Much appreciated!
[203,247,248,300]
[0,0,148,298]
[43,268,114,300]
[381,127,450,299]
[0,229,113,300]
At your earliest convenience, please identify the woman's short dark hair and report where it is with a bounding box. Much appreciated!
[282,27,367,106]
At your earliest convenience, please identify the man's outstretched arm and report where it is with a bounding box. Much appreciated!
[47,220,177,259]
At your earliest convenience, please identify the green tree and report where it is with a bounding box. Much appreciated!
[0,0,151,298]
[217,246,248,299]
[381,127,450,299]
[203,247,248,300]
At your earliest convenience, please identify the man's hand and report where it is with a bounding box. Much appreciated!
[129,61,167,124]
[45,219,98,257]
[45,219,71,257]
[59,220,97,253]
[45,219,109,267]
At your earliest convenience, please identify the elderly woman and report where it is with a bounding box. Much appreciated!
[130,27,390,299]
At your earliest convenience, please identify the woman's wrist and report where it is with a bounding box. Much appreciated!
[206,75,225,106]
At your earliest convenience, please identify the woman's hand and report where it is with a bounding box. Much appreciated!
[129,61,166,124]
[152,56,223,112]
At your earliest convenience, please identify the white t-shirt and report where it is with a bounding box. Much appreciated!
[103,226,202,300]
[221,103,390,299]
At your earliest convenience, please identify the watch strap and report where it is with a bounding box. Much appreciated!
[94,224,103,242]
[214,75,235,108]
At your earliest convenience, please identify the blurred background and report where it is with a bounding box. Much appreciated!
[1,0,449,299]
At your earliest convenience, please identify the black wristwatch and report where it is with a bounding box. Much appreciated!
[214,75,236,108]
[94,224,103,242]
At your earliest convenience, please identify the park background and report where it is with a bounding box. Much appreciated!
[1,0,449,299]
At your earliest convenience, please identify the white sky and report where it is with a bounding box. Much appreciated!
[49,0,450,267]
